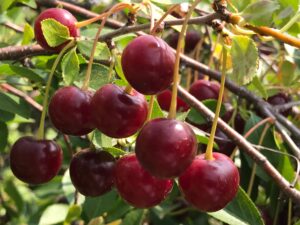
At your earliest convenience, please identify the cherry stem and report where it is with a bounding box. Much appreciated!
[146,95,154,121]
[287,198,292,225]
[168,0,201,119]
[124,84,133,95]
[204,46,227,161]
[150,4,179,35]
[247,123,270,196]
[81,3,136,91]
[205,33,220,80]
[37,39,76,140]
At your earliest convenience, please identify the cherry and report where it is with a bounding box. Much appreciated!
[179,152,239,212]
[189,79,220,101]
[234,113,246,134]
[34,8,79,51]
[135,118,197,178]
[267,92,292,117]
[48,86,95,136]
[157,90,190,112]
[91,84,148,138]
[10,136,62,184]
[69,149,115,197]
[121,35,175,95]
[114,154,173,208]
[167,30,201,53]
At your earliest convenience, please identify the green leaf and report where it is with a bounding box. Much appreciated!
[280,60,296,86]
[41,18,70,47]
[0,109,15,122]
[64,205,82,224]
[230,36,258,85]
[4,179,24,214]
[76,63,113,90]
[0,92,31,118]
[0,64,44,83]
[77,40,111,61]
[122,209,146,225]
[22,23,34,45]
[0,0,14,12]
[210,187,264,225]
[17,0,36,8]
[241,0,280,26]
[93,130,116,148]
[0,122,8,152]
[103,147,126,157]
[82,190,119,220]
[39,204,69,225]
[249,76,268,99]
[151,98,164,119]
[115,55,128,84]
[61,46,79,85]
[113,34,136,52]
[187,99,226,125]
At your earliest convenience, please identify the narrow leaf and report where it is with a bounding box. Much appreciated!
[77,40,111,61]
[61,46,79,85]
[22,23,34,45]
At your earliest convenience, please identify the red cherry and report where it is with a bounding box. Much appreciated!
[48,86,95,136]
[34,8,79,51]
[167,31,201,53]
[91,84,148,138]
[121,35,175,95]
[189,80,220,101]
[114,154,173,208]
[135,118,197,178]
[267,92,292,117]
[69,150,115,197]
[157,90,190,112]
[10,136,62,184]
[179,152,240,212]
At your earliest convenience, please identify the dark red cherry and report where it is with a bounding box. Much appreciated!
[114,154,173,208]
[157,90,190,112]
[121,35,175,95]
[179,152,239,212]
[135,118,197,178]
[34,8,79,51]
[48,86,95,136]
[234,113,246,134]
[69,149,115,197]
[267,92,292,117]
[10,136,62,184]
[189,80,220,101]
[167,30,201,53]
[91,84,148,138]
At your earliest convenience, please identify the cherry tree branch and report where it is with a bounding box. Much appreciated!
[177,85,300,203]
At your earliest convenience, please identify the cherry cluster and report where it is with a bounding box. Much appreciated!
[9,8,241,213]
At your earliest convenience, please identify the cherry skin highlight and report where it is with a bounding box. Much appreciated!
[91,84,148,138]
[69,149,115,197]
[114,154,173,208]
[48,86,95,136]
[179,152,240,212]
[121,35,175,95]
[135,118,197,178]
[10,136,63,184]
[34,8,79,51]
[157,90,190,112]
[189,80,220,101]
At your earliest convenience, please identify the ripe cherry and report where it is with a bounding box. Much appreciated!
[10,136,62,184]
[91,84,148,138]
[69,149,115,197]
[48,86,95,136]
[114,154,173,208]
[135,118,197,178]
[189,80,220,101]
[121,35,175,95]
[167,30,201,53]
[267,92,292,117]
[179,152,240,212]
[157,90,190,112]
[34,8,79,51]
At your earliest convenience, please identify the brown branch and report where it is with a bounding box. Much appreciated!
[177,85,300,203]
[0,83,42,111]
[0,45,51,61]
[2,21,24,33]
